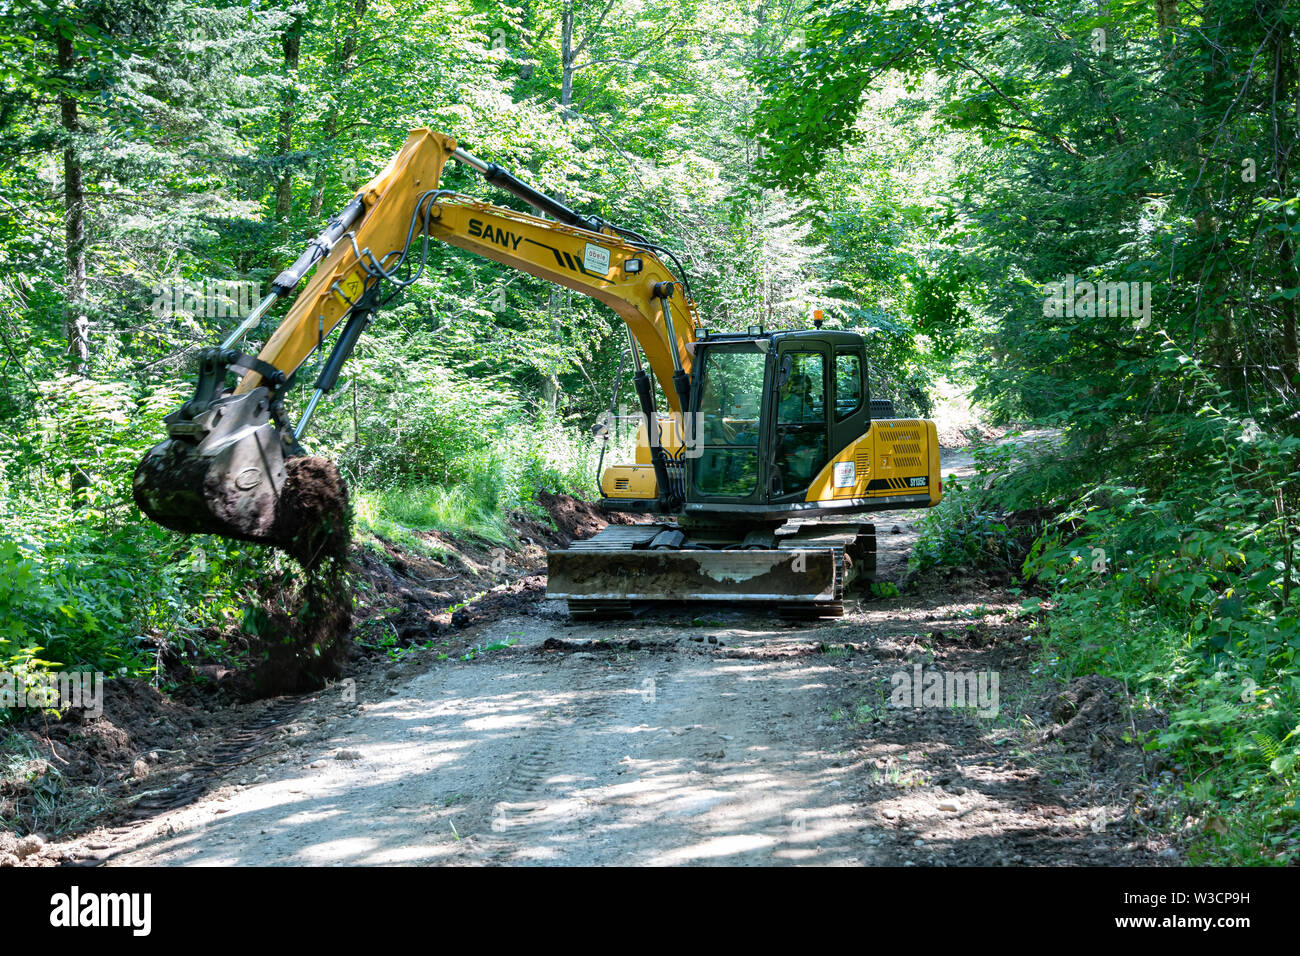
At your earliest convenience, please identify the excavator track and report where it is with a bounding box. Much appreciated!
[566,600,635,621]
[550,521,875,621]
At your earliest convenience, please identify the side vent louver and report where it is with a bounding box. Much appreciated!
[881,428,924,469]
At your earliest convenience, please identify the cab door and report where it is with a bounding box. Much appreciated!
[688,342,769,504]
[768,341,831,500]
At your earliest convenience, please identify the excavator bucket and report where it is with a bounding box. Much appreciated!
[132,389,349,569]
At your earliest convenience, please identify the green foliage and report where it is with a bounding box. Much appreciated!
[4,0,896,704]
[354,403,600,546]
[752,0,1300,863]
[912,443,1028,574]
[917,414,1300,862]
[912,475,1010,573]
[0,367,270,715]
[21,0,1300,866]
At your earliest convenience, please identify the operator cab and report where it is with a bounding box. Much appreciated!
[597,326,937,518]
[689,329,870,511]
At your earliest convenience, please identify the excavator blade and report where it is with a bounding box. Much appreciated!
[546,521,875,618]
[547,546,838,604]
[132,390,349,569]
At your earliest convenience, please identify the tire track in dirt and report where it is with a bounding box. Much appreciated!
[461,651,659,863]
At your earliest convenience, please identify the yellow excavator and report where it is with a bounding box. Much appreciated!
[134,128,942,617]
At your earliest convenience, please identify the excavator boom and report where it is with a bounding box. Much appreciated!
[133,129,700,565]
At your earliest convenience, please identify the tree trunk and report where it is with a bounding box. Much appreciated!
[541,374,559,411]
[518,0,538,79]
[57,32,88,376]
[559,0,621,114]
[1273,20,1299,391]
[1154,0,1180,32]
[542,287,563,410]
[307,113,336,221]
[560,2,575,112]
[275,20,302,220]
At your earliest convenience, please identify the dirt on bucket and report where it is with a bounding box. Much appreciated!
[271,456,352,570]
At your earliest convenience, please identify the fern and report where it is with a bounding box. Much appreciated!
[1254,732,1283,764]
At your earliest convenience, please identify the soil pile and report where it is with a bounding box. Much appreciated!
[537,491,640,543]
[1,679,199,838]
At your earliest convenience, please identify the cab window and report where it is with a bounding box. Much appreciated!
[835,351,863,421]
[694,345,765,497]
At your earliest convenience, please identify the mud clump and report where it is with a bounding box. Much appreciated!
[449,574,546,629]
[271,456,351,569]
[246,456,354,695]
[1045,674,1124,757]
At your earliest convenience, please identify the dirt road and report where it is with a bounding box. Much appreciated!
[68,445,1172,867]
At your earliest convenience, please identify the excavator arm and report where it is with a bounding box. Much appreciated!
[238,129,697,408]
[133,128,699,565]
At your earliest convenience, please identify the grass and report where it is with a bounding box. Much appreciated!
[818,643,854,657]
[355,484,513,549]
[461,637,519,661]
[870,760,930,788]
[349,413,602,551]
[0,732,110,835]
[851,696,887,724]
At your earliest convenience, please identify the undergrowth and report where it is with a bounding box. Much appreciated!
[0,366,600,726]
[912,351,1300,863]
